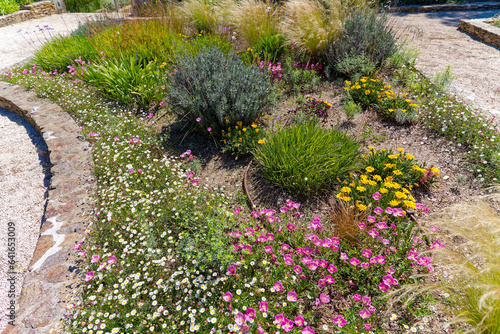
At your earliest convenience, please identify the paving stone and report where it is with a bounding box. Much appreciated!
[0,81,94,334]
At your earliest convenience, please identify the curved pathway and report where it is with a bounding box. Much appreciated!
[390,9,500,114]
[0,110,49,332]
[0,13,91,333]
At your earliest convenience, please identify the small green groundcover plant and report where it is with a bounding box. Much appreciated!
[254,120,361,195]
[221,120,264,158]
[168,46,272,134]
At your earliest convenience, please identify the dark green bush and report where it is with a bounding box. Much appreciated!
[168,47,272,133]
[333,53,376,79]
[254,121,361,195]
[64,0,101,12]
[326,8,398,78]
[14,0,32,6]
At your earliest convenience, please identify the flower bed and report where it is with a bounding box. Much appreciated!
[2,1,499,332]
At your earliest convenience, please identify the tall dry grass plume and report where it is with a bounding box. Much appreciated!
[280,0,369,55]
[400,191,500,333]
[225,0,280,46]
[180,0,221,34]
[133,1,190,35]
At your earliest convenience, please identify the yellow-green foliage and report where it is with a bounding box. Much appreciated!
[279,0,370,55]
[181,0,220,34]
[90,19,180,63]
[429,192,500,333]
[225,0,280,46]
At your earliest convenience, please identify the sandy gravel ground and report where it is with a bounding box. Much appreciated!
[390,9,500,115]
[0,109,49,331]
[0,13,109,72]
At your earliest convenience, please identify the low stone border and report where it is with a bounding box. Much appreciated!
[0,81,94,334]
[0,1,56,28]
[458,17,500,48]
[386,1,500,13]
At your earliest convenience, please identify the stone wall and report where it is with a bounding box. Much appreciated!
[0,1,56,28]
[458,18,500,48]
[386,1,500,13]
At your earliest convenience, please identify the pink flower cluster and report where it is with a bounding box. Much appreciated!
[84,254,117,281]
[258,61,282,83]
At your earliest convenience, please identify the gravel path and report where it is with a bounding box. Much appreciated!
[0,13,92,332]
[0,109,50,331]
[0,13,102,72]
[390,9,500,114]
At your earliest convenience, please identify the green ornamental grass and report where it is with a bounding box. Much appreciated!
[254,121,361,195]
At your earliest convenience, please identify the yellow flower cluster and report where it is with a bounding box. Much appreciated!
[336,170,417,211]
[221,121,263,155]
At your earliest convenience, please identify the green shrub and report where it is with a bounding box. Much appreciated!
[82,56,166,112]
[334,52,376,79]
[14,0,31,6]
[254,121,361,195]
[251,31,286,63]
[279,54,322,95]
[64,0,101,12]
[0,0,19,15]
[32,35,98,71]
[326,8,398,78]
[168,47,272,133]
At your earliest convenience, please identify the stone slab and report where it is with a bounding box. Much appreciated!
[0,81,94,334]
[458,17,500,48]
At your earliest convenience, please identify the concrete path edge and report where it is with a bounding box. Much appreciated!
[0,81,94,334]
